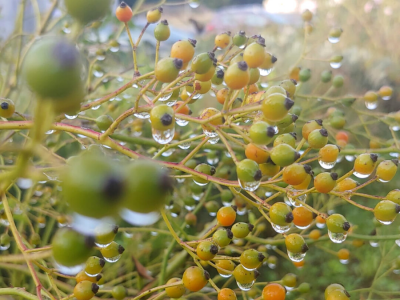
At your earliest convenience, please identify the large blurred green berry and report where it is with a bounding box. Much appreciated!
[64,0,112,24]
[332,75,344,88]
[321,70,332,83]
[299,68,311,82]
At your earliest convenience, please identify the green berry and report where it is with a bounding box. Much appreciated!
[270,144,299,167]
[213,228,233,247]
[231,222,254,238]
[326,214,350,234]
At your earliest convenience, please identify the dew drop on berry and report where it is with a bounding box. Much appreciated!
[365,101,378,110]
[353,171,370,179]
[328,36,340,43]
[259,68,273,76]
[328,230,348,243]
[287,250,306,262]
[152,127,175,144]
[120,209,160,226]
[178,141,191,149]
[236,280,254,291]
[271,223,291,234]
[330,62,342,69]
[134,112,150,119]
[319,160,336,169]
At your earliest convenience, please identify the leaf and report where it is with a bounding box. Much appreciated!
[132,255,154,280]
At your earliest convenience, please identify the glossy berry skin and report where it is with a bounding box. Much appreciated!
[154,20,170,41]
[96,115,113,131]
[171,39,196,63]
[193,163,216,184]
[277,114,298,130]
[0,99,15,118]
[259,52,277,70]
[379,86,393,98]
[150,104,175,131]
[308,128,328,149]
[182,266,209,292]
[314,172,337,193]
[111,286,126,300]
[293,173,312,190]
[274,133,297,148]
[283,163,312,185]
[217,206,237,226]
[325,284,347,299]
[196,64,216,82]
[231,222,254,238]
[155,58,182,83]
[213,228,233,247]
[270,202,293,226]
[309,229,321,240]
[280,79,296,98]
[191,52,214,74]
[196,241,218,261]
[261,93,294,122]
[319,144,340,163]
[260,160,280,177]
[326,289,350,300]
[364,91,378,102]
[337,249,350,260]
[326,214,350,234]
[285,233,308,254]
[374,200,400,224]
[218,288,237,300]
[62,155,125,218]
[23,37,83,100]
[199,107,224,132]
[386,189,400,204]
[354,153,378,176]
[236,159,262,183]
[240,249,264,270]
[115,2,133,22]
[100,241,125,260]
[270,144,299,167]
[186,80,212,95]
[302,119,323,140]
[329,27,343,38]
[335,178,357,192]
[248,68,261,85]
[233,264,259,285]
[243,40,266,68]
[124,159,172,213]
[215,32,232,49]
[52,228,93,267]
[85,256,105,276]
[165,278,185,298]
[216,260,236,276]
[74,281,98,300]
[65,0,111,24]
[76,271,102,283]
[282,273,297,289]
[376,159,398,182]
[233,31,247,47]
[245,143,270,164]
[249,122,275,145]
[146,7,162,23]
[292,206,314,228]
[224,61,250,90]
[262,283,286,300]
[172,101,191,115]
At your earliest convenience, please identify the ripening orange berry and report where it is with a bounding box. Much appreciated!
[172,101,191,115]
[292,206,314,228]
[319,144,340,163]
[245,143,270,164]
[336,178,358,192]
[314,172,338,193]
[262,283,286,300]
[282,163,312,186]
[309,229,321,240]
[216,88,229,105]
[302,119,323,140]
[337,249,350,260]
[146,7,163,24]
[215,32,232,49]
[182,266,209,292]
[354,153,378,176]
[218,288,237,300]
[171,39,196,63]
[376,159,398,182]
[316,215,326,225]
[293,259,305,268]
[244,84,259,94]
[243,38,266,68]
[115,2,133,22]
[289,67,301,82]
[335,131,349,143]
[217,206,237,227]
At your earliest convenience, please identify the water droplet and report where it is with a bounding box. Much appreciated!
[259,68,272,76]
[192,192,204,201]
[120,209,160,226]
[369,241,379,247]
[62,27,71,34]
[176,118,189,127]
[151,231,158,236]
[237,207,247,216]
[53,260,84,275]
[152,128,174,144]
[328,230,348,243]
[185,204,195,211]
[365,101,378,110]
[110,46,119,53]
[65,114,78,120]
[71,213,115,236]
[339,259,349,264]
[104,254,121,263]
[208,137,220,144]
[395,239,400,247]
[85,271,100,277]
[207,157,219,165]
[189,1,200,8]
[0,242,10,250]
[209,212,217,217]
[375,217,394,225]
[218,271,232,278]
[319,160,336,169]
[316,221,326,229]
[177,178,185,183]
[193,179,208,186]
[390,152,399,158]
[239,179,260,192]
[287,250,306,262]
[353,171,370,179]
[38,222,46,229]
[96,55,105,61]
[268,263,276,269]
[260,82,269,88]
[161,148,175,157]
[391,126,400,132]
[328,36,340,43]
[330,62,342,69]
[236,281,254,291]
[159,92,173,102]
[178,142,191,150]
[134,112,150,119]
[378,178,390,183]
[16,178,32,189]
[345,155,355,162]
[46,130,55,135]
[294,224,311,230]
[0,219,10,226]
[271,223,291,233]
[284,285,295,291]
[186,92,201,100]
[265,191,273,197]
[382,96,391,100]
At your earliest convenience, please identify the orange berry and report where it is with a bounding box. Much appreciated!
[218,288,237,300]
[319,144,340,163]
[215,32,232,49]
[335,131,349,143]
[336,178,358,192]
[293,260,305,268]
[314,172,337,193]
[309,229,321,240]
[216,88,229,105]
[292,206,314,228]
[244,84,259,94]
[245,143,270,164]
[171,39,196,63]
[172,101,191,115]
[302,119,323,140]
[182,266,209,292]
[217,206,237,227]
[316,215,326,224]
[337,248,350,260]
[289,67,301,82]
[262,283,286,300]
[115,2,133,22]
[243,38,266,68]
[282,163,312,186]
